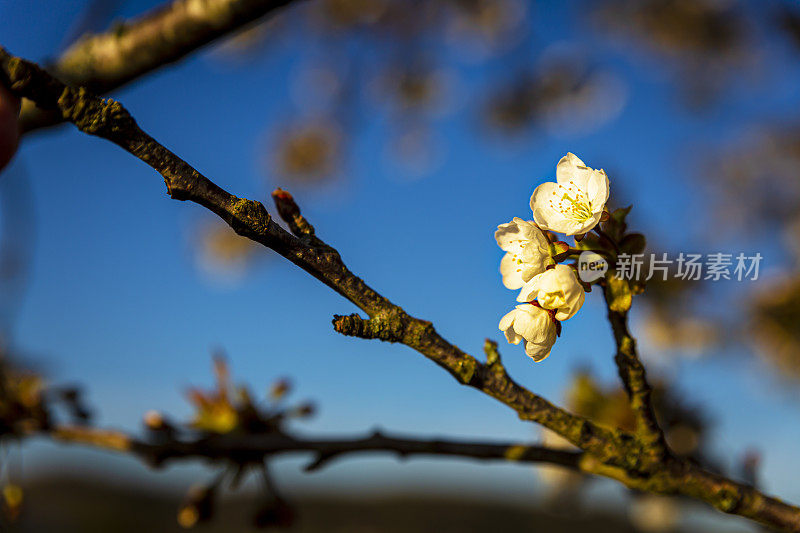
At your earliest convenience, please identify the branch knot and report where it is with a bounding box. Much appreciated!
[332,314,401,343]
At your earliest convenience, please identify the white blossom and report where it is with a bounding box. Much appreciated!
[498,304,558,362]
[517,264,585,321]
[530,153,609,236]
[495,218,553,290]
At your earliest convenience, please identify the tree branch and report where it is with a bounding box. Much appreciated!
[601,283,669,462]
[50,425,584,472]
[19,0,299,134]
[3,49,800,531]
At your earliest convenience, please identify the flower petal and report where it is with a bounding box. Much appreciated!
[587,169,610,209]
[499,305,557,361]
[516,273,542,302]
[510,307,538,340]
[521,266,585,320]
[500,253,526,289]
[524,339,552,362]
[556,152,592,191]
[530,181,560,213]
[495,220,523,252]
[531,182,571,232]
[499,309,516,331]
[554,288,585,320]
[499,309,522,344]
[505,328,522,344]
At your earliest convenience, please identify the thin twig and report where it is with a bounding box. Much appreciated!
[601,283,669,464]
[552,247,614,263]
[592,226,621,255]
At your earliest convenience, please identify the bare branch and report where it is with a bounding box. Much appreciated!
[52,425,133,452]
[601,283,669,462]
[50,425,584,472]
[19,0,299,134]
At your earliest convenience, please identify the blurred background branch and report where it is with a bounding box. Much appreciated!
[49,424,584,471]
[19,0,300,133]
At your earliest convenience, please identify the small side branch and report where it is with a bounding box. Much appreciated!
[52,425,133,452]
[601,283,668,463]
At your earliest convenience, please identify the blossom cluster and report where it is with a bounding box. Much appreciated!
[495,153,609,362]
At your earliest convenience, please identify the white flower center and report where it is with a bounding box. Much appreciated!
[549,181,593,222]
[505,238,530,274]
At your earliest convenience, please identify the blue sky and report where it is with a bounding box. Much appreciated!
[3,0,800,528]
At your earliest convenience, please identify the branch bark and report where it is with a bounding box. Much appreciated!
[601,283,669,464]
[3,49,800,531]
[19,0,298,134]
